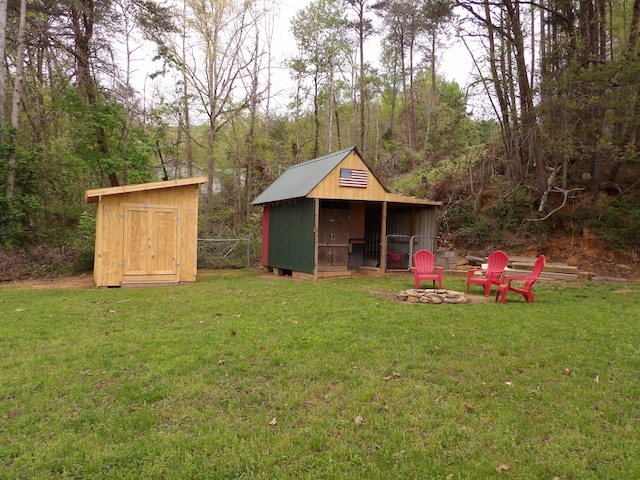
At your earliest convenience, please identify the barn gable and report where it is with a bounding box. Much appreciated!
[252,146,388,205]
[308,148,388,201]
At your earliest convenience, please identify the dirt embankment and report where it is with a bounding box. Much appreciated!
[507,228,638,281]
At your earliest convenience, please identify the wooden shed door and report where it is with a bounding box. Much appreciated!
[318,208,350,267]
[123,206,179,278]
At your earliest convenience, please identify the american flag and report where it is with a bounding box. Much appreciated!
[339,168,368,188]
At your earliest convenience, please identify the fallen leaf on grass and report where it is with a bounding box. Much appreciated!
[563,368,572,376]
[595,375,600,383]
[495,463,510,473]
[269,417,277,426]
[15,308,25,312]
[354,414,364,425]
[383,372,401,380]
[464,403,475,412]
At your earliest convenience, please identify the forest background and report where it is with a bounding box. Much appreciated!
[0,0,639,280]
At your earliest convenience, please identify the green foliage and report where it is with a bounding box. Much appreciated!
[490,187,534,231]
[0,80,158,249]
[197,238,252,269]
[0,196,27,247]
[455,209,493,247]
[72,211,97,273]
[591,198,640,250]
[58,85,154,186]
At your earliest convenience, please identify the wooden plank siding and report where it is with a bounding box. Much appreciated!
[309,151,388,201]
[86,177,206,288]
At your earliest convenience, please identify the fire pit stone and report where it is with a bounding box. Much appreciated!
[397,289,468,304]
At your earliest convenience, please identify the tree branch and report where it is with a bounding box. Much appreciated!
[525,187,584,222]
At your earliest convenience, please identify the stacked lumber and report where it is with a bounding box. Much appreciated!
[464,255,584,281]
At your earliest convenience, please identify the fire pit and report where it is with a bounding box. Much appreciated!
[397,289,468,304]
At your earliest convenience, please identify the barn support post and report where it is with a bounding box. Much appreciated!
[381,201,388,271]
[313,198,320,280]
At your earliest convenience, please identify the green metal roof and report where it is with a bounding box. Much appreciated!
[252,146,364,205]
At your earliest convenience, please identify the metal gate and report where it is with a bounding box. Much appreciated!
[385,234,435,271]
[386,235,411,271]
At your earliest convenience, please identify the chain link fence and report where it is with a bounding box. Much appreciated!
[386,235,412,271]
[197,238,252,269]
[386,234,436,271]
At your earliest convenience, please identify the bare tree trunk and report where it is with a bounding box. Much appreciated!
[400,42,411,148]
[505,0,545,192]
[327,61,334,151]
[346,0,368,155]
[629,0,640,49]
[5,0,27,198]
[117,0,137,185]
[408,42,417,150]
[358,5,366,156]
[263,6,274,134]
[246,18,261,220]
[483,0,514,165]
[182,0,193,177]
[424,30,438,161]
[72,0,119,187]
[334,96,342,148]
[312,75,320,158]
[0,0,7,129]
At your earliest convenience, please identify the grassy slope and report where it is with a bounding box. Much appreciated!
[1,270,639,479]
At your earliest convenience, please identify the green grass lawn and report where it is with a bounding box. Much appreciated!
[1,270,639,479]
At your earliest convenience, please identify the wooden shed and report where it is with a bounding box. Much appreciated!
[86,176,208,288]
[252,146,441,279]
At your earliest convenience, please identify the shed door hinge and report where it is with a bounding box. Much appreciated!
[120,214,125,219]
[119,262,125,268]
[175,262,181,267]
[176,216,182,221]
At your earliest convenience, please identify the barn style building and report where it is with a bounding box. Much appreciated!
[252,146,441,279]
[86,176,208,288]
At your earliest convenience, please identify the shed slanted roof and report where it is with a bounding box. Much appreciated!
[85,176,208,204]
[252,146,379,205]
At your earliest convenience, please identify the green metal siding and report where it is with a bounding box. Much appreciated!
[268,199,315,273]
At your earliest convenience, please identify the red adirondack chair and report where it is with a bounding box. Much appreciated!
[495,255,546,304]
[411,250,443,289]
[466,250,509,296]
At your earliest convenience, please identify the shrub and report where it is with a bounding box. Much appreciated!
[592,198,640,249]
